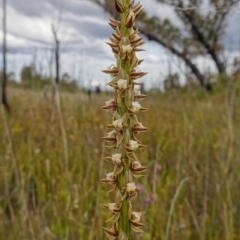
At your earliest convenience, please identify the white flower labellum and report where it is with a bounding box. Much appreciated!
[112,153,122,165]
[106,172,114,180]
[105,99,115,106]
[126,182,136,193]
[131,102,141,113]
[122,44,133,53]
[113,119,123,128]
[129,140,139,150]
[131,212,142,222]
[134,89,141,96]
[108,203,118,211]
[117,79,128,89]
[107,130,117,137]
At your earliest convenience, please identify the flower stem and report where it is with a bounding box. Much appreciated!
[101,0,147,238]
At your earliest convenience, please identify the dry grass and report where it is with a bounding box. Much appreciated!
[0,85,240,240]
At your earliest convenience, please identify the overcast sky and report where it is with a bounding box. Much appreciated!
[0,0,240,89]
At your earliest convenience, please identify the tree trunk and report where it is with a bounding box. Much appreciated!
[52,25,60,85]
[1,0,10,112]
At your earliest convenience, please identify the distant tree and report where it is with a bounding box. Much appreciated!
[60,73,78,92]
[21,64,35,87]
[52,25,60,85]
[232,57,240,75]
[155,0,239,74]
[164,73,180,91]
[0,71,18,88]
[61,73,70,83]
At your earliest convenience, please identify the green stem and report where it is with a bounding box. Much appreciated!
[117,0,132,238]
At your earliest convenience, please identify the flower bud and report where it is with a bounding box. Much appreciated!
[132,2,143,18]
[125,10,135,28]
[109,18,121,30]
[114,0,124,13]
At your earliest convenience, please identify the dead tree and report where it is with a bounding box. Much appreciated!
[52,25,60,85]
[1,0,10,112]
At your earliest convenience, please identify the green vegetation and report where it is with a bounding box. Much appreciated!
[0,83,240,240]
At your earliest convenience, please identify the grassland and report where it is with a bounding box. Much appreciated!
[0,84,240,240]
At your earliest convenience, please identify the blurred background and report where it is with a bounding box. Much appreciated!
[0,0,240,239]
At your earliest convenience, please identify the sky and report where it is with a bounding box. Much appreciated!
[0,0,240,89]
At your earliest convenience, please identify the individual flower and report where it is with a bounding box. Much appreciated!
[107,130,117,137]
[103,223,118,240]
[126,182,137,194]
[113,119,123,128]
[102,130,117,143]
[133,122,148,134]
[101,98,117,110]
[125,10,135,28]
[103,203,120,213]
[109,17,121,30]
[134,89,141,96]
[117,79,128,89]
[130,35,145,49]
[130,101,141,113]
[128,140,139,151]
[134,89,147,100]
[102,65,119,76]
[112,153,122,165]
[129,102,148,113]
[131,68,148,80]
[106,99,115,106]
[101,172,116,184]
[121,43,134,60]
[130,212,144,232]
[122,44,133,53]
[131,212,143,224]
[106,172,114,180]
[132,2,144,18]
[114,0,124,13]
[131,161,147,173]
